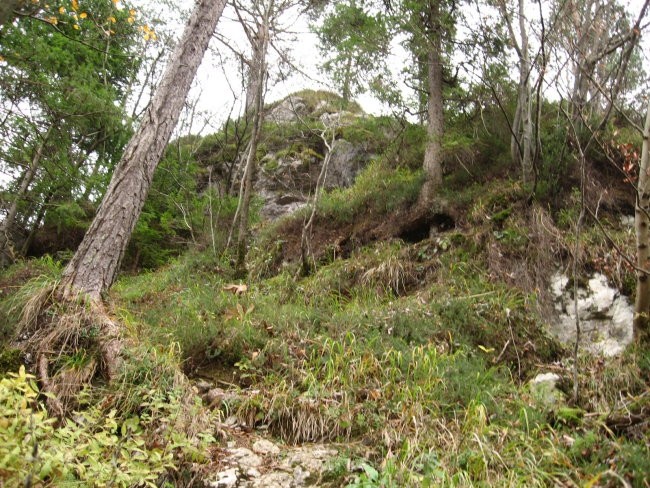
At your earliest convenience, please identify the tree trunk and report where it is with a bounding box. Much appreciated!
[235,11,270,275]
[634,107,650,342]
[59,0,226,301]
[419,18,444,206]
[517,0,533,185]
[0,126,51,266]
[342,54,352,105]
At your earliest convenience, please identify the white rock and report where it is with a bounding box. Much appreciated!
[549,271,634,356]
[620,214,634,227]
[209,467,240,488]
[252,439,280,456]
[529,373,565,409]
[250,472,295,488]
[226,447,263,469]
[530,373,561,385]
[281,446,338,474]
[293,465,312,485]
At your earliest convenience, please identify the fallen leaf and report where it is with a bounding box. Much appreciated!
[223,283,247,295]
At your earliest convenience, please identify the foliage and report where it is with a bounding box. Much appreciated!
[0,0,150,261]
[316,160,424,223]
[0,366,196,487]
[311,2,393,103]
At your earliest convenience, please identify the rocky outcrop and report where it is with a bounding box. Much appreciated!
[265,96,308,124]
[255,137,370,221]
[549,272,633,356]
[323,140,368,190]
[252,94,371,221]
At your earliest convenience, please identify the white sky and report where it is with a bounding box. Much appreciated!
[121,0,650,135]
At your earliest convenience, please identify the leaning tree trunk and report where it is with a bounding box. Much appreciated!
[419,24,444,206]
[634,107,650,343]
[59,0,226,302]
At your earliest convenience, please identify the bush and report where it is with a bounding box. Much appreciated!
[317,160,424,223]
[0,367,174,486]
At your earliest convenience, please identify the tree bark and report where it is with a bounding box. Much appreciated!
[59,0,226,301]
[517,0,533,185]
[0,126,52,266]
[634,107,650,342]
[235,6,270,274]
[419,9,444,206]
[498,0,534,185]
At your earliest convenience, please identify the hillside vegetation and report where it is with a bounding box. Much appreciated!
[1,90,649,487]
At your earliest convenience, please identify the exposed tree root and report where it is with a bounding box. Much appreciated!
[15,282,125,418]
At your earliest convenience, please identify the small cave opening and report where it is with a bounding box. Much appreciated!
[397,213,455,243]
[399,225,430,243]
[431,213,455,231]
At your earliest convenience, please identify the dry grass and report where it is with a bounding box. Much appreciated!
[13,278,123,416]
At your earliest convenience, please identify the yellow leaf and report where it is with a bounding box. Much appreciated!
[73,24,80,29]
[58,6,65,13]
[478,345,495,353]
[127,16,134,24]
[0,55,4,62]
[79,12,87,19]
[71,0,78,11]
[46,16,58,24]
[108,16,116,23]
[129,9,136,16]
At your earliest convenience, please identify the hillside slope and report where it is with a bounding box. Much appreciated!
[1,91,648,487]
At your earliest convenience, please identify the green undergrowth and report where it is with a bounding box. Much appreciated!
[0,345,217,487]
[106,166,647,485]
[107,231,645,485]
[1,158,646,485]
[316,161,424,224]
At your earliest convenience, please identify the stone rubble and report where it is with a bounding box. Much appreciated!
[206,439,338,488]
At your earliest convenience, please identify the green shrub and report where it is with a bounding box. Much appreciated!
[0,366,190,487]
[317,160,424,223]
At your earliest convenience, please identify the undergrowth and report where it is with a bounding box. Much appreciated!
[0,130,646,486]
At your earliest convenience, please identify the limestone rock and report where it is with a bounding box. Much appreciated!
[226,447,263,469]
[549,272,633,356]
[250,472,295,488]
[324,139,368,190]
[252,439,280,456]
[208,467,240,488]
[205,440,338,488]
[530,373,565,410]
[266,96,308,124]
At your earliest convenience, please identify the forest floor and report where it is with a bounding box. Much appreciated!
[1,151,649,486]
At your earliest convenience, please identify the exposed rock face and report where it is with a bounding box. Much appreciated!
[265,96,308,124]
[249,93,371,221]
[255,137,370,221]
[207,440,337,488]
[549,272,633,356]
[529,373,565,410]
[324,140,368,190]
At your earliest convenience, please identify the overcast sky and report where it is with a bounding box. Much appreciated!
[139,0,649,136]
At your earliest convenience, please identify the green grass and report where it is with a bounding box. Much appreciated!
[314,160,424,224]
[1,144,647,486]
